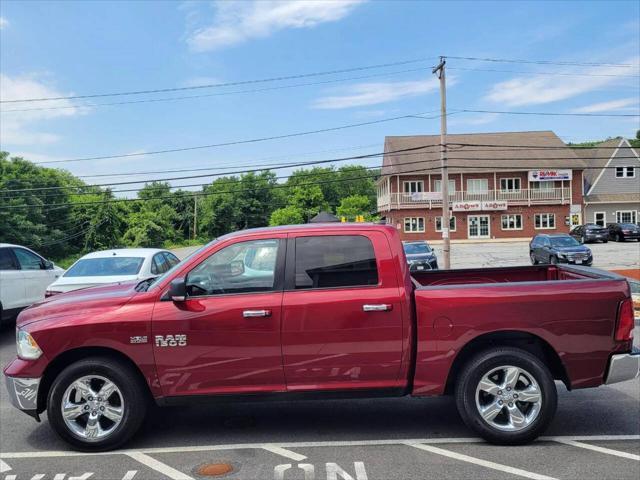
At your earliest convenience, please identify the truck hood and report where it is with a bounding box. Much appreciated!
[48,275,140,293]
[17,280,140,328]
[555,246,591,254]
[406,252,435,261]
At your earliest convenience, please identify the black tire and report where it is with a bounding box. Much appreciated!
[603,240,608,243]
[530,252,538,265]
[454,347,557,445]
[47,356,148,451]
[615,233,622,242]
[549,255,558,265]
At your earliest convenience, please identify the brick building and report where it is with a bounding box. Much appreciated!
[376,131,586,241]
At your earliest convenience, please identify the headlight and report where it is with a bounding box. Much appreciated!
[559,253,567,258]
[16,330,42,360]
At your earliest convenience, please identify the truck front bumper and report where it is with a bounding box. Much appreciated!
[4,375,41,421]
[605,350,640,385]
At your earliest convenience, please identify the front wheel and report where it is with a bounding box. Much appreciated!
[47,357,148,451]
[549,255,558,265]
[530,252,538,265]
[455,347,557,445]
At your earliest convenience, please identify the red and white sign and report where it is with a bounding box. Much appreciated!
[452,201,508,211]
[528,169,571,181]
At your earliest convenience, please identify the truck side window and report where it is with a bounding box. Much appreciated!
[294,235,378,289]
[186,239,280,296]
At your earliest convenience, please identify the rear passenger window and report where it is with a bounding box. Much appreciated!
[0,248,18,270]
[294,235,379,289]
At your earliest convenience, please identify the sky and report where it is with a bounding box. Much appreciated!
[0,0,639,194]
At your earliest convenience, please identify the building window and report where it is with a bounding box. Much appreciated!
[616,211,637,224]
[500,178,521,191]
[433,179,456,193]
[404,217,425,233]
[594,212,606,227]
[615,166,635,178]
[403,181,424,193]
[435,216,456,232]
[534,213,556,229]
[466,178,489,193]
[501,214,523,230]
[530,181,554,190]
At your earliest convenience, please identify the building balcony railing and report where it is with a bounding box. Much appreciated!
[377,188,572,211]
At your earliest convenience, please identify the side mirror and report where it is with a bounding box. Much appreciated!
[167,278,187,302]
[42,260,54,270]
[229,260,245,277]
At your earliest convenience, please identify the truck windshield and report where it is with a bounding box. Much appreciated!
[148,240,217,291]
[64,257,144,277]
[404,243,432,254]
[549,237,581,247]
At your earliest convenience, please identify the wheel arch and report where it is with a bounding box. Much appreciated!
[444,330,570,395]
[37,346,153,413]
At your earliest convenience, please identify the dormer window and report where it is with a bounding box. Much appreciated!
[615,166,635,178]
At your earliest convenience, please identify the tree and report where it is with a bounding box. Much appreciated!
[289,184,328,222]
[287,166,340,209]
[269,205,304,226]
[336,194,376,221]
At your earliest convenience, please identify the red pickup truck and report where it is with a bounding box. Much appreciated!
[4,223,639,451]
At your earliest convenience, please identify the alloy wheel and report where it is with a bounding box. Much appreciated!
[475,365,542,432]
[60,375,124,441]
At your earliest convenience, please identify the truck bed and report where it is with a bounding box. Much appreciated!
[410,265,631,396]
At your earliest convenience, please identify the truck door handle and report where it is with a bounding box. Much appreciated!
[243,309,271,318]
[362,304,392,312]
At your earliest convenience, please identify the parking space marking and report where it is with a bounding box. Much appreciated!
[1,434,638,460]
[405,443,558,480]
[125,452,193,480]
[552,439,640,461]
[0,459,11,473]
[262,445,308,461]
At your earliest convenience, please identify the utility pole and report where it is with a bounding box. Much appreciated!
[433,56,451,269]
[193,194,198,240]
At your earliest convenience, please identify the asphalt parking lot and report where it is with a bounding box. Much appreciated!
[1,324,638,480]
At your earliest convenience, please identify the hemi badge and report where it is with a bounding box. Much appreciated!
[130,336,148,344]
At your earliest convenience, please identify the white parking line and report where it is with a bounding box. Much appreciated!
[0,459,11,473]
[125,452,193,480]
[262,445,308,461]
[406,443,558,480]
[0,434,638,459]
[553,439,640,461]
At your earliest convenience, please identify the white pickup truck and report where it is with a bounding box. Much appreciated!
[0,243,63,324]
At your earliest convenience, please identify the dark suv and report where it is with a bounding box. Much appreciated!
[403,240,438,271]
[530,233,593,266]
[607,223,640,242]
[569,224,609,243]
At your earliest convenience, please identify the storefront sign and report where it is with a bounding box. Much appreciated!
[452,201,508,211]
[528,169,571,181]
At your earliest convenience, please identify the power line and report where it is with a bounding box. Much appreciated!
[0,57,434,104]
[27,111,441,165]
[447,66,640,78]
[445,56,635,67]
[2,162,633,211]
[1,67,431,113]
[449,109,639,118]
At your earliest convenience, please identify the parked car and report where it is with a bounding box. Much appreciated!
[45,248,180,296]
[403,240,438,271]
[529,233,593,266]
[607,223,640,242]
[569,224,609,244]
[0,243,63,324]
[5,223,638,451]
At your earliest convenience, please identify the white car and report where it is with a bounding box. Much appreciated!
[46,248,180,295]
[0,243,64,323]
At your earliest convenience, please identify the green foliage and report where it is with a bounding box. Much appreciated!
[0,153,379,259]
[269,205,304,226]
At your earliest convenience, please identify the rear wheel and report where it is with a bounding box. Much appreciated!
[47,357,147,451]
[455,347,557,445]
[530,252,538,265]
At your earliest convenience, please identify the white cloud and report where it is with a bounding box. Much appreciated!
[187,0,365,51]
[0,17,8,29]
[0,74,88,147]
[572,97,639,113]
[484,57,639,107]
[312,77,440,109]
